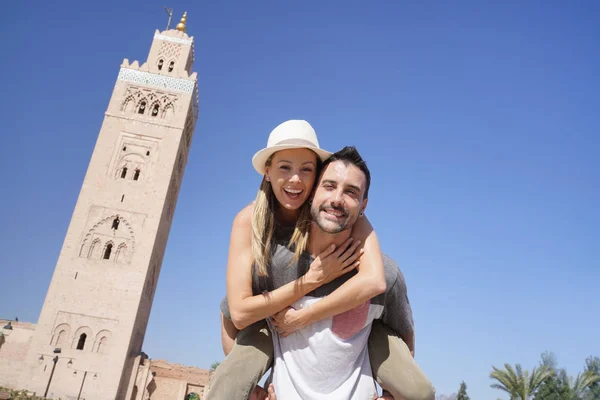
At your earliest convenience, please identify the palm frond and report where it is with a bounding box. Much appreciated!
[490,383,512,394]
[491,364,523,398]
[571,370,600,397]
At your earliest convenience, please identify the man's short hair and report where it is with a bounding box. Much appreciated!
[322,146,371,199]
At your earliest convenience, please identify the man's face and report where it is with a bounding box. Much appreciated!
[310,160,368,234]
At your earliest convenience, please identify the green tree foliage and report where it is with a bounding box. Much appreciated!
[490,362,553,400]
[457,381,470,400]
[584,357,600,400]
[209,361,220,372]
[534,352,599,400]
[534,368,571,400]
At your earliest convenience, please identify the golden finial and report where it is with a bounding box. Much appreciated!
[176,11,187,32]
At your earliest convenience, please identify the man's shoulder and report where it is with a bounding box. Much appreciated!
[381,253,403,285]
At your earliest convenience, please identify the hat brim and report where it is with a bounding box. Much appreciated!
[252,144,332,175]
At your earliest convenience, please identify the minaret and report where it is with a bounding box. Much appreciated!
[20,13,198,400]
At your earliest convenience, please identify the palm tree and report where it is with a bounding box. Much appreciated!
[490,363,553,400]
[569,370,599,399]
[209,361,220,372]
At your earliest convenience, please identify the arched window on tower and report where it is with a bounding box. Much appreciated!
[158,59,164,71]
[168,61,175,72]
[138,101,146,114]
[97,336,108,353]
[103,243,113,260]
[56,330,67,347]
[111,217,120,230]
[133,169,140,181]
[87,239,101,259]
[120,167,128,179]
[151,103,159,117]
[76,333,87,350]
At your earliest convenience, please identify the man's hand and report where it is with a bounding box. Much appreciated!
[249,384,277,400]
[271,306,307,337]
[374,390,394,399]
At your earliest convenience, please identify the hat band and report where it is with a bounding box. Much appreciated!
[271,138,319,148]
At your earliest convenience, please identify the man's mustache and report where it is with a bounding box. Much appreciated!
[319,204,348,217]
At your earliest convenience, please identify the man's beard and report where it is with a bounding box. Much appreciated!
[310,203,356,234]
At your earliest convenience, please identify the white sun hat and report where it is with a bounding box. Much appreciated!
[252,119,332,175]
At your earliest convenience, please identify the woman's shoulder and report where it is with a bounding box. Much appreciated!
[233,202,255,227]
[352,214,375,239]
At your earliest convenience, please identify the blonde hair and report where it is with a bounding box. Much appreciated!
[251,156,314,277]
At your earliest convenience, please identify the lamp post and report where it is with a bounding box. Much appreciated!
[76,371,87,400]
[69,360,98,400]
[43,355,59,398]
[2,321,13,337]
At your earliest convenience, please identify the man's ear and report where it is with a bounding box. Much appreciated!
[360,198,368,215]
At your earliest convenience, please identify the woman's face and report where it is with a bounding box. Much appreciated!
[265,148,318,212]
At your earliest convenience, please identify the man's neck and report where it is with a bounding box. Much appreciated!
[307,224,353,257]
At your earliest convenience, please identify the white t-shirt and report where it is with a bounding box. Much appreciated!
[268,296,384,399]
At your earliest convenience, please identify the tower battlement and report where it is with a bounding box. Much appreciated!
[120,58,198,81]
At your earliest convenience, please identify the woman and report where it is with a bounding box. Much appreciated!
[205,120,431,400]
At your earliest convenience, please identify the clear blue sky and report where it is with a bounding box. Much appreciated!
[1,1,598,398]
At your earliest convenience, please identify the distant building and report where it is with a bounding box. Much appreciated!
[0,11,208,399]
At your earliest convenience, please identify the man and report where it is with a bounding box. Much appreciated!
[207,147,434,399]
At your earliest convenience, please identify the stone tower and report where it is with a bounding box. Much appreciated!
[20,13,198,400]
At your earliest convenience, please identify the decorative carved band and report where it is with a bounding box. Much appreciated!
[118,68,195,94]
[153,33,193,45]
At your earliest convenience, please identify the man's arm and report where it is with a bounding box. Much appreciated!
[220,312,238,356]
[382,264,415,355]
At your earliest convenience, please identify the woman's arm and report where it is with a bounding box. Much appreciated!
[226,205,363,330]
[272,215,386,334]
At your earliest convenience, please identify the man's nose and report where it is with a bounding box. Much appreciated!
[330,189,343,205]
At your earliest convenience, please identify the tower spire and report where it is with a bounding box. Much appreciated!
[176,11,187,32]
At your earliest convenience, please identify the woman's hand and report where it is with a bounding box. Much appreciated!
[271,306,308,337]
[306,238,364,286]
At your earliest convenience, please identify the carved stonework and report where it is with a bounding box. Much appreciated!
[153,32,193,46]
[79,214,135,264]
[50,323,71,347]
[121,86,178,120]
[157,41,182,60]
[93,330,112,354]
[109,133,160,181]
[118,68,195,94]
[51,312,117,355]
